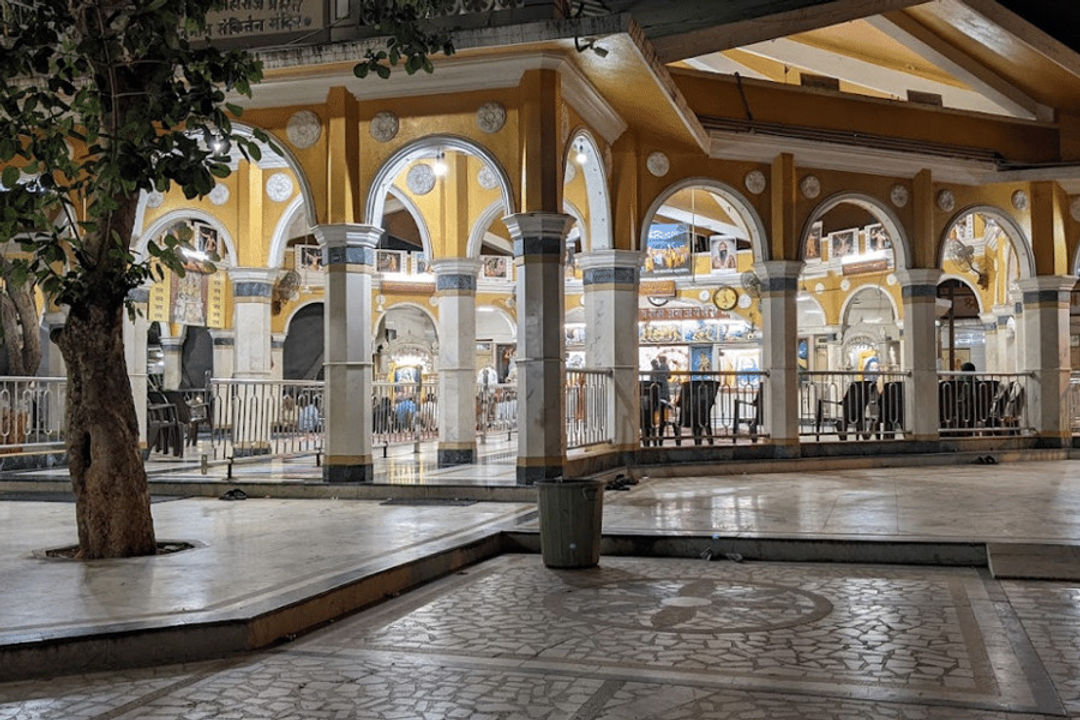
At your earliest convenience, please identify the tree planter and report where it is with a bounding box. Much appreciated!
[537,478,604,568]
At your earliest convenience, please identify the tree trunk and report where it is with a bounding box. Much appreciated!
[58,300,156,559]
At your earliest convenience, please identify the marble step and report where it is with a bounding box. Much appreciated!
[988,543,1080,580]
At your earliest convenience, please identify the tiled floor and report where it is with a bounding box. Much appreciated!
[2,556,1077,719]
[5,460,1080,718]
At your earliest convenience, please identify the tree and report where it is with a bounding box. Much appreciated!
[0,0,453,559]
[0,262,40,375]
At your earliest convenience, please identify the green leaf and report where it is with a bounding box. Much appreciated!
[1,166,20,190]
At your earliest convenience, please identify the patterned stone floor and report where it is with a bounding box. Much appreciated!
[3,555,1077,719]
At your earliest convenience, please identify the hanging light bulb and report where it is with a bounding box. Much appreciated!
[574,142,587,166]
[432,151,448,177]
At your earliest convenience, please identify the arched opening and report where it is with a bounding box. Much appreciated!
[181,327,213,389]
[938,208,1027,372]
[798,194,905,374]
[636,179,768,383]
[283,302,324,380]
[563,129,612,252]
[373,304,439,381]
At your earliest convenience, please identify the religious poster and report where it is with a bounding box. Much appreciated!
[864,223,891,253]
[643,223,692,275]
[294,244,322,271]
[481,255,510,280]
[804,221,823,260]
[690,345,713,379]
[829,229,857,260]
[170,271,208,327]
[376,250,404,274]
[709,236,737,271]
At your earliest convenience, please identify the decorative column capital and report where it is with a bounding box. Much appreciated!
[753,260,803,293]
[272,333,286,349]
[578,250,641,288]
[160,337,183,350]
[895,267,942,289]
[503,212,574,256]
[1016,275,1076,305]
[979,312,998,331]
[209,329,235,346]
[228,267,276,300]
[313,224,382,268]
[432,257,481,293]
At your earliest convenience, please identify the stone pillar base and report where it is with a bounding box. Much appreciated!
[323,462,373,483]
[517,463,563,485]
[438,446,477,467]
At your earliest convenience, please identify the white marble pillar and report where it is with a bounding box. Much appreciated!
[123,286,150,445]
[314,224,379,483]
[433,258,480,467]
[161,337,183,390]
[1018,276,1074,445]
[271,333,286,381]
[980,312,998,372]
[229,268,276,380]
[505,213,573,484]
[898,268,942,441]
[823,325,843,371]
[756,261,803,454]
[209,330,234,382]
[43,311,67,442]
[578,250,641,457]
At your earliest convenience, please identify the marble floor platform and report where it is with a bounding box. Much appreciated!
[3,555,1080,719]
[4,460,1080,716]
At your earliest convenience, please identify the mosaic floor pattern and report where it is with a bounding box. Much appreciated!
[2,555,1076,719]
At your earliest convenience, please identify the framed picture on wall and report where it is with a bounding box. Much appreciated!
[376,249,404,274]
[828,229,856,260]
[294,244,322,271]
[709,236,737,271]
[481,255,510,280]
[804,221,823,260]
[864,224,891,253]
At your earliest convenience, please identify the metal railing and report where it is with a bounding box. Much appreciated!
[200,379,325,460]
[937,371,1030,436]
[373,378,438,449]
[1070,373,1080,435]
[478,380,517,440]
[799,371,909,441]
[0,376,66,451]
[566,368,613,449]
[639,370,768,446]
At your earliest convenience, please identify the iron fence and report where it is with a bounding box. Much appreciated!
[0,376,66,452]
[372,378,438,448]
[566,368,612,449]
[478,380,517,440]
[799,371,909,441]
[639,370,767,446]
[936,371,1030,436]
[199,379,324,460]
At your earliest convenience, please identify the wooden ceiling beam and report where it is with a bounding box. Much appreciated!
[866,11,1051,121]
[737,36,1012,116]
[959,0,1080,79]
[646,0,922,64]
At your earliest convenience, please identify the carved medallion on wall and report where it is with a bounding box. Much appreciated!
[369,111,399,143]
[208,183,230,206]
[890,184,909,208]
[646,151,670,177]
[406,163,436,195]
[477,165,499,190]
[936,189,955,212]
[286,110,321,149]
[800,175,821,200]
[145,190,164,208]
[1011,189,1029,211]
[1071,197,1080,222]
[266,172,294,203]
[745,170,766,195]
[476,102,507,133]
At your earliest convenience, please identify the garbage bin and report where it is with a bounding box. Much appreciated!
[537,478,604,568]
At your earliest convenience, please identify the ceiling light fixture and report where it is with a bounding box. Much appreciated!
[574,36,608,58]
[432,151,448,177]
[574,142,588,166]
